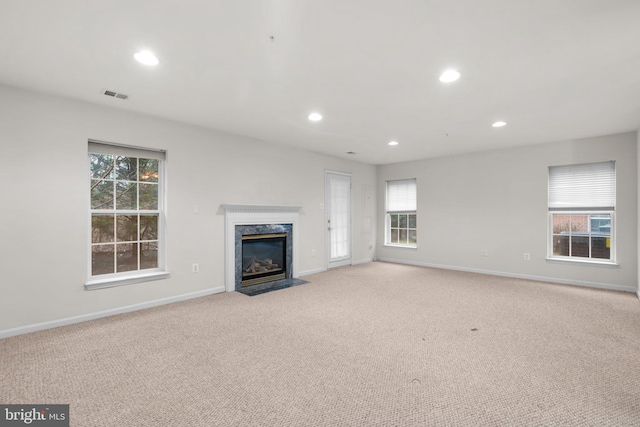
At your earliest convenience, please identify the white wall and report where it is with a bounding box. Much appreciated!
[0,84,377,332]
[377,132,638,291]
[1,82,637,335]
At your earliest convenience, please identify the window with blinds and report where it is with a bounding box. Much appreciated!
[548,161,615,262]
[386,179,417,247]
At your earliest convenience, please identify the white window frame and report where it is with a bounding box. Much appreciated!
[86,141,169,290]
[385,179,417,248]
[548,211,616,265]
[547,161,616,265]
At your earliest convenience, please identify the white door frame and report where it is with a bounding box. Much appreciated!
[325,170,353,269]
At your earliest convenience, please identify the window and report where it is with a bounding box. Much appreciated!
[88,141,167,288]
[386,179,417,247]
[548,161,615,263]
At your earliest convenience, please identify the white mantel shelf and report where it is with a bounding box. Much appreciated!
[221,204,302,214]
[222,204,301,292]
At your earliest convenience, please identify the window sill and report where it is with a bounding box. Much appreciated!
[85,271,171,290]
[546,258,618,268]
[384,244,417,250]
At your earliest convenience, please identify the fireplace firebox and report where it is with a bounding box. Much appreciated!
[241,233,286,287]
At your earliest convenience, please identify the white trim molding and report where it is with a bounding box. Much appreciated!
[221,204,302,214]
[353,258,374,266]
[299,267,328,277]
[86,271,170,290]
[221,204,302,292]
[0,286,225,339]
[376,257,637,294]
[299,259,371,277]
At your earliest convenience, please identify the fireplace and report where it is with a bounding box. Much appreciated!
[222,204,301,293]
[233,223,293,291]
[241,233,286,286]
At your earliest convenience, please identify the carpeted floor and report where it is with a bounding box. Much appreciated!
[1,262,640,426]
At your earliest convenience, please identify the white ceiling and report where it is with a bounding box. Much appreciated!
[1,1,640,165]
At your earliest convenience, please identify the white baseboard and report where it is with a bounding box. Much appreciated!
[0,286,226,339]
[375,257,638,294]
[300,259,372,277]
[299,267,327,277]
[353,258,373,266]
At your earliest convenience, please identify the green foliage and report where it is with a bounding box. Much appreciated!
[90,154,160,276]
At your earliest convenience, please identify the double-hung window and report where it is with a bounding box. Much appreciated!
[548,161,615,263]
[88,141,167,289]
[386,179,417,247]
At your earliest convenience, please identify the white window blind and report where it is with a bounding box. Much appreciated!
[548,161,615,210]
[387,179,417,212]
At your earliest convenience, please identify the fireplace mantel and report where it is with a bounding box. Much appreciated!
[222,204,301,292]
[221,204,302,214]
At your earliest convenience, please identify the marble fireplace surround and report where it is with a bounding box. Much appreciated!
[222,204,301,293]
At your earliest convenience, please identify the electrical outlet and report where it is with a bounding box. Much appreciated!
[524,253,531,261]
[192,263,199,273]
[480,249,489,257]
[193,204,199,214]
[311,249,316,256]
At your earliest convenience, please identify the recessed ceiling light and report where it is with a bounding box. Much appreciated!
[492,121,507,127]
[134,50,159,66]
[308,112,323,121]
[439,69,460,83]
[388,141,399,146]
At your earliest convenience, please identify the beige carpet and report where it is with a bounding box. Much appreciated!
[2,262,640,426]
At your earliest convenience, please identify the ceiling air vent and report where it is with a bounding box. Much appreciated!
[102,89,129,100]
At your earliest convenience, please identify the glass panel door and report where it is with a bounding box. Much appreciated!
[326,172,352,268]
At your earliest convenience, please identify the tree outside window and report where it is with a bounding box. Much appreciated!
[90,151,162,277]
